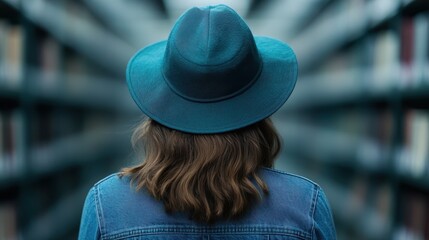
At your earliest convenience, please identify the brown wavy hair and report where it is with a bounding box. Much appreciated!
[120,118,281,222]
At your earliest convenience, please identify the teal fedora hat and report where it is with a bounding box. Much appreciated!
[126,4,298,134]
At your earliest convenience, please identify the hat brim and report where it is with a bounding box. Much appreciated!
[126,36,298,134]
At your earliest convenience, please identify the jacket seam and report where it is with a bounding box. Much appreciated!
[94,185,106,240]
[103,225,310,240]
[261,167,320,187]
[309,185,320,240]
[94,173,119,187]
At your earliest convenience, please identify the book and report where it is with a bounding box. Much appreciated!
[400,16,414,86]
[396,110,429,177]
[38,35,61,88]
[412,13,428,86]
[0,202,17,240]
[0,110,23,175]
[372,30,400,91]
[0,21,22,85]
[393,191,428,240]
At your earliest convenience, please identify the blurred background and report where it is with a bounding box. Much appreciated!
[0,0,428,239]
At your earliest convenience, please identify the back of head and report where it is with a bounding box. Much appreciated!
[121,118,281,222]
[123,4,297,224]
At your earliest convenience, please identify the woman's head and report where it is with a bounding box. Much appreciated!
[123,4,297,223]
[121,118,281,222]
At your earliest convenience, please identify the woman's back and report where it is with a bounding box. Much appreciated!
[79,167,335,240]
[78,4,336,239]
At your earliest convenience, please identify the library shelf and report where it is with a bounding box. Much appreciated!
[402,0,429,15]
[275,118,429,192]
[0,1,19,20]
[2,69,138,113]
[30,127,130,177]
[276,0,429,238]
[22,183,90,240]
[274,119,390,174]
[28,74,138,113]
[19,0,134,75]
[323,178,391,240]
[0,0,18,8]
[0,171,21,189]
[0,81,20,99]
[397,173,429,191]
[281,69,389,111]
[0,126,131,191]
[275,159,391,240]
[401,85,429,102]
[82,0,169,48]
[0,0,140,236]
[291,0,401,71]
[282,68,428,112]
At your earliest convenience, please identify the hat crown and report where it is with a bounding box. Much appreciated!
[163,5,262,102]
[173,5,249,65]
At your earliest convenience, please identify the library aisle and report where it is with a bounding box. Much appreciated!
[0,0,428,239]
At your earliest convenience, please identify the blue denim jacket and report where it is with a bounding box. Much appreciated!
[78,167,336,239]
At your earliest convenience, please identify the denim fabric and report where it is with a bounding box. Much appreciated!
[78,167,336,239]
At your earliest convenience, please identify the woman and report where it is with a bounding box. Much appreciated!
[79,4,336,240]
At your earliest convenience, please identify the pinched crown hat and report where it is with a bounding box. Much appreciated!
[126,4,298,133]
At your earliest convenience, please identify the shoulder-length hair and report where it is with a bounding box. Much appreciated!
[120,118,281,222]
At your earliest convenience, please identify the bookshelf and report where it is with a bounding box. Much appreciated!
[0,0,139,238]
[276,0,429,239]
[2,0,428,238]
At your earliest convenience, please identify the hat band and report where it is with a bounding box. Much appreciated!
[162,43,263,103]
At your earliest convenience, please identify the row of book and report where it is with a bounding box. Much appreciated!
[280,138,429,240]
[375,12,429,88]
[0,202,17,240]
[0,18,107,91]
[284,141,429,240]
[0,20,22,85]
[277,157,394,240]
[331,174,429,240]
[318,12,429,91]
[369,12,429,90]
[0,110,23,175]
[283,107,429,179]
[393,190,429,240]
[345,178,392,240]
[30,109,112,147]
[395,109,429,178]
[400,13,429,87]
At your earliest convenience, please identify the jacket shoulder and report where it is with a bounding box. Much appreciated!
[260,167,320,188]
[91,172,173,236]
[247,168,321,234]
[94,172,129,190]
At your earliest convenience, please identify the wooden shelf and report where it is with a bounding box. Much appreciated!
[23,183,90,240]
[0,71,139,113]
[397,173,429,191]
[275,119,429,193]
[0,0,19,19]
[402,0,429,15]
[0,171,21,189]
[0,0,140,237]
[29,75,138,113]
[0,126,130,190]
[292,0,401,71]
[275,160,391,240]
[30,127,130,176]
[274,119,390,172]
[281,67,429,112]
[401,85,429,102]
[323,179,391,240]
[0,80,20,99]
[19,0,134,75]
